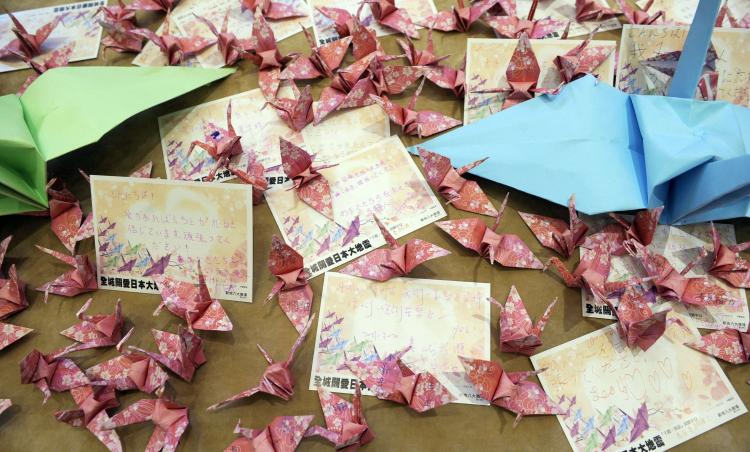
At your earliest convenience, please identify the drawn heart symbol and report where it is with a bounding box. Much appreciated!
[657,358,673,377]
[681,371,693,391]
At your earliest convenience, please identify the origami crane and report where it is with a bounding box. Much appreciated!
[244,16,294,101]
[186,101,244,182]
[101,22,145,54]
[608,285,670,351]
[620,403,650,443]
[583,207,664,256]
[304,387,374,450]
[423,58,466,98]
[16,44,74,95]
[575,0,619,22]
[96,0,137,28]
[153,263,233,332]
[129,327,206,382]
[280,139,336,221]
[707,223,750,288]
[0,12,61,60]
[436,193,544,270]
[20,349,90,403]
[686,326,750,364]
[460,356,563,426]
[225,416,315,451]
[398,30,448,67]
[484,0,567,39]
[281,26,351,80]
[130,0,180,13]
[131,17,215,66]
[417,0,496,32]
[46,179,93,254]
[417,148,496,216]
[0,322,32,351]
[359,0,418,38]
[58,298,134,355]
[371,78,462,138]
[318,10,383,60]
[0,236,28,320]
[144,250,172,277]
[228,156,268,205]
[266,83,314,132]
[240,0,308,20]
[495,285,557,355]
[35,246,98,301]
[86,352,169,394]
[625,240,735,307]
[208,315,314,410]
[519,194,588,258]
[103,395,189,452]
[194,12,254,67]
[345,346,456,412]
[546,244,641,298]
[551,32,613,86]
[55,385,122,452]
[340,215,450,281]
[617,0,664,24]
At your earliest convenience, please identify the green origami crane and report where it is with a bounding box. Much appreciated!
[0,66,234,215]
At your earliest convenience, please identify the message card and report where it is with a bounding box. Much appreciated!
[310,0,436,46]
[90,176,253,302]
[309,272,491,405]
[158,88,390,184]
[0,1,104,73]
[636,0,749,25]
[618,25,750,107]
[464,37,617,124]
[265,136,445,278]
[531,312,746,452]
[514,0,621,37]
[580,221,749,331]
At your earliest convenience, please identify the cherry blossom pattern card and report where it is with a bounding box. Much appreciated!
[310,272,492,405]
[637,0,749,25]
[0,1,105,73]
[158,88,390,185]
[581,221,749,331]
[515,0,622,38]
[309,0,436,46]
[265,136,446,279]
[464,37,617,124]
[617,25,750,107]
[531,311,747,452]
[90,176,253,301]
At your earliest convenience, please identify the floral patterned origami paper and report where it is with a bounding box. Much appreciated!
[57,298,134,355]
[617,0,664,24]
[345,346,456,413]
[495,285,557,356]
[686,326,750,365]
[225,415,315,451]
[129,327,207,382]
[186,101,245,182]
[552,32,614,85]
[0,12,61,60]
[194,12,254,67]
[436,193,544,270]
[243,15,294,101]
[360,0,418,38]
[340,215,450,281]
[582,207,663,256]
[0,322,32,351]
[96,0,137,28]
[228,155,268,205]
[35,246,98,301]
[417,0,496,32]
[460,356,563,426]
[46,179,93,254]
[398,30,448,67]
[546,244,640,298]
[519,194,589,258]
[103,395,189,452]
[418,147,497,216]
[20,349,90,403]
[55,385,122,452]
[101,22,145,54]
[484,0,567,39]
[132,17,215,66]
[575,0,619,22]
[316,9,382,60]
[708,223,750,288]
[208,315,314,410]
[280,139,336,221]
[16,44,74,95]
[130,0,180,13]
[266,83,314,132]
[240,0,308,21]
[0,236,27,320]
[265,235,313,334]
[608,285,670,351]
[304,386,374,451]
[281,26,352,80]
[86,352,169,394]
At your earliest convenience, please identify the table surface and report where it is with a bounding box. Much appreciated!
[2,1,749,451]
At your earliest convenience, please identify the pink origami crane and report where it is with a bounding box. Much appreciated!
[371,78,462,138]
[304,386,374,450]
[244,15,294,101]
[208,316,314,410]
[617,0,664,24]
[130,0,180,13]
[359,0,418,38]
[608,285,670,351]
[194,12,254,67]
[708,223,750,288]
[131,17,215,66]
[436,193,544,270]
[55,385,122,452]
[16,44,74,95]
[35,246,97,301]
[57,298,134,354]
[101,22,145,54]
[340,215,450,281]
[0,12,61,60]
[418,147,497,216]
[620,403,650,443]
[519,194,589,258]
[625,240,734,307]
[129,327,206,382]
[417,0,496,32]
[20,349,90,403]
[96,0,137,28]
[46,179,93,254]
[228,156,268,205]
[460,356,563,426]
[153,263,233,332]
[575,0,619,22]
[345,346,457,412]
[484,0,567,39]
[0,322,32,351]
[225,416,315,451]
[280,139,336,221]
[423,58,466,98]
[0,236,27,320]
[495,285,557,355]
[186,101,244,182]
[241,0,307,20]
[582,207,663,256]
[281,26,351,80]
[398,30,449,67]
[86,352,169,394]
[546,245,642,298]
[103,395,189,452]
[266,83,314,132]
[686,327,750,364]
[551,32,613,85]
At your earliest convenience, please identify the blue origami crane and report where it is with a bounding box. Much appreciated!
[413,0,750,225]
